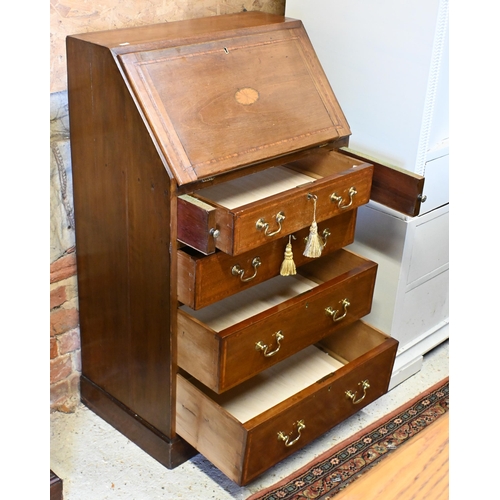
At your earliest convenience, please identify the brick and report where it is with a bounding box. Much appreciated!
[50,285,67,310]
[50,337,59,359]
[50,380,69,408]
[50,354,73,384]
[50,252,77,283]
[59,328,80,354]
[50,307,79,336]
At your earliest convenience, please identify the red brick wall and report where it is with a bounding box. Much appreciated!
[50,248,81,412]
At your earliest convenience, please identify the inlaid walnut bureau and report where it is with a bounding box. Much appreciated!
[67,12,425,486]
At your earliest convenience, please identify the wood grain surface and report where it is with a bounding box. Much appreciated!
[335,412,449,500]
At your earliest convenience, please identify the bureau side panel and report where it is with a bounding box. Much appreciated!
[67,37,175,437]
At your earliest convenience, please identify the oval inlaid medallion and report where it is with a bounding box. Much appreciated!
[235,87,260,106]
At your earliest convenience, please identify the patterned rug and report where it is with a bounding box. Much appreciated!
[248,378,449,500]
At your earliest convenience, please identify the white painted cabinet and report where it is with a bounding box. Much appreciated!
[286,0,449,387]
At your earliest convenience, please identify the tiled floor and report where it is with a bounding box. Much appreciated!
[50,338,449,499]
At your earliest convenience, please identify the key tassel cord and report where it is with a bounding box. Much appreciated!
[280,234,297,276]
[303,194,324,258]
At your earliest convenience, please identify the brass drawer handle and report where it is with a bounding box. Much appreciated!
[231,257,262,282]
[304,227,331,247]
[325,298,350,322]
[330,186,357,209]
[345,380,370,404]
[256,212,285,237]
[255,331,284,357]
[322,228,331,245]
[277,419,305,447]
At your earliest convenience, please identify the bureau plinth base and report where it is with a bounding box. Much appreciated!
[50,470,63,500]
[80,376,197,469]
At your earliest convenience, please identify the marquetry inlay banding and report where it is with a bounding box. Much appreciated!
[235,87,259,105]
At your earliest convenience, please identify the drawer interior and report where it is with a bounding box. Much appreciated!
[184,322,388,424]
[192,149,366,209]
[194,166,315,209]
[179,273,316,331]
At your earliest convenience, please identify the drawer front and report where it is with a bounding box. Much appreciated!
[243,333,397,484]
[225,166,372,255]
[176,321,398,485]
[178,210,357,309]
[219,264,376,391]
[178,250,378,393]
[177,163,372,255]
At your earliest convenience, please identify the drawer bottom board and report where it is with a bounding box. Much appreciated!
[200,344,344,423]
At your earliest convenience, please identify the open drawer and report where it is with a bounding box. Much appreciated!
[176,320,398,485]
[177,149,373,255]
[178,209,357,310]
[178,249,377,393]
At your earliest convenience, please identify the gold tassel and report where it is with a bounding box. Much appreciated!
[280,235,297,276]
[303,195,324,258]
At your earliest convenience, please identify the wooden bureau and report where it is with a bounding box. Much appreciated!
[67,12,425,485]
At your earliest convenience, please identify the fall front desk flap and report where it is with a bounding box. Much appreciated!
[117,14,351,186]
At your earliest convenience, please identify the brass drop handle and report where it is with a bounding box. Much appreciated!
[255,331,284,357]
[345,380,370,405]
[322,228,331,246]
[231,257,262,282]
[330,186,357,209]
[304,228,331,247]
[277,419,305,447]
[256,212,285,237]
[325,298,350,322]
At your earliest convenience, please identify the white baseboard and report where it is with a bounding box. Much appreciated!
[389,323,449,390]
